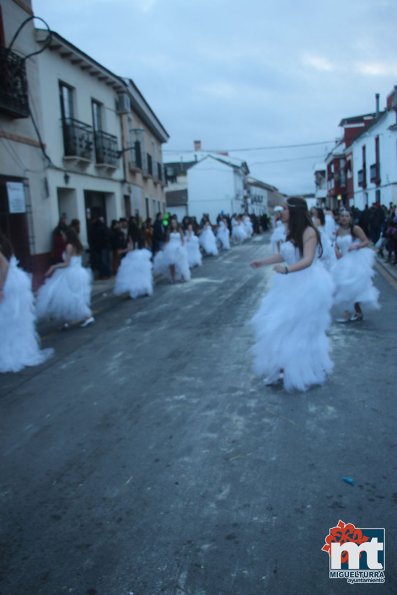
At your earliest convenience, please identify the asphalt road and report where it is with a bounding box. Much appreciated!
[1,236,396,595]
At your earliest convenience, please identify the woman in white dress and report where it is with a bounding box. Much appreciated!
[231,215,248,243]
[0,233,53,373]
[250,197,334,392]
[270,208,286,253]
[332,209,379,323]
[185,223,202,267]
[153,218,191,282]
[243,214,253,237]
[216,217,231,251]
[36,228,94,329]
[199,220,218,256]
[114,239,153,299]
[311,207,336,271]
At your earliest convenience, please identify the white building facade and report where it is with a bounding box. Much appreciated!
[187,155,249,221]
[35,29,126,249]
[350,90,397,209]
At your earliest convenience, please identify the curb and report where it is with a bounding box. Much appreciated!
[375,256,397,282]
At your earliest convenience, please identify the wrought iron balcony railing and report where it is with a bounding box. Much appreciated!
[62,118,94,160]
[0,47,29,118]
[94,130,118,167]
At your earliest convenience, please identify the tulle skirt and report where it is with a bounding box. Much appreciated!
[114,249,153,299]
[0,258,53,373]
[232,225,248,243]
[332,248,380,310]
[186,237,202,268]
[36,259,92,322]
[153,244,191,281]
[200,229,218,255]
[217,227,230,250]
[250,262,334,391]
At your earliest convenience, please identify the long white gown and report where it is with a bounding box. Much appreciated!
[153,232,191,281]
[185,231,202,267]
[332,234,379,311]
[199,225,218,256]
[36,256,93,322]
[217,221,230,250]
[114,248,153,299]
[250,241,334,391]
[0,257,53,373]
[231,220,248,243]
[270,220,286,253]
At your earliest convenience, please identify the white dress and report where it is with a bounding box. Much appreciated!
[199,225,219,256]
[243,216,253,237]
[114,248,153,299]
[318,226,336,271]
[0,257,53,373]
[231,220,248,243]
[250,241,334,391]
[36,256,93,322]
[270,220,286,253]
[332,234,379,311]
[153,232,191,281]
[185,231,202,267]
[217,221,230,250]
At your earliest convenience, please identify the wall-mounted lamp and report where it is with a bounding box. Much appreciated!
[64,172,70,185]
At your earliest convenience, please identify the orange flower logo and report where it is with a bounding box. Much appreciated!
[322,520,369,565]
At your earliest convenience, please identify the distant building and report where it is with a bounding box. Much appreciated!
[165,141,278,221]
[350,87,397,209]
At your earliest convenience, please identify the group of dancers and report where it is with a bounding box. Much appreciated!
[251,200,379,391]
[0,201,379,388]
[0,212,253,374]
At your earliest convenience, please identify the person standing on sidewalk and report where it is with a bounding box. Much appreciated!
[250,197,334,392]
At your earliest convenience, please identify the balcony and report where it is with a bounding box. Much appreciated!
[0,47,29,118]
[62,118,94,163]
[357,169,367,188]
[94,130,118,168]
[370,163,381,185]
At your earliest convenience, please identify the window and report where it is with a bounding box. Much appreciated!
[92,100,103,131]
[59,82,74,120]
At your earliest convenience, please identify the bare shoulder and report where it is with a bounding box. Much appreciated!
[303,226,317,241]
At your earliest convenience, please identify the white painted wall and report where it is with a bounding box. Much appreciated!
[187,156,244,221]
[351,110,397,208]
[35,41,124,247]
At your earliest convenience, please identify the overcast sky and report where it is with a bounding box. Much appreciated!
[32,0,397,195]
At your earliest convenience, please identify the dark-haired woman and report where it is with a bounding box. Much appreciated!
[332,210,379,323]
[0,233,53,373]
[36,228,94,328]
[250,197,334,391]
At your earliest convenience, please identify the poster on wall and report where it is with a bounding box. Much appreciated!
[6,182,26,213]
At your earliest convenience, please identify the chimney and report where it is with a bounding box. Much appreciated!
[194,140,202,152]
[375,93,380,117]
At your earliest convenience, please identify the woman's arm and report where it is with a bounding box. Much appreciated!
[348,225,369,250]
[251,253,283,268]
[0,252,9,301]
[44,244,73,277]
[274,228,317,274]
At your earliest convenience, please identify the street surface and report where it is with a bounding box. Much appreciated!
[1,236,396,595]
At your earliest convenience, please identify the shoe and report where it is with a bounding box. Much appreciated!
[61,322,70,331]
[264,371,284,386]
[80,316,95,328]
[336,315,350,323]
[350,313,363,322]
